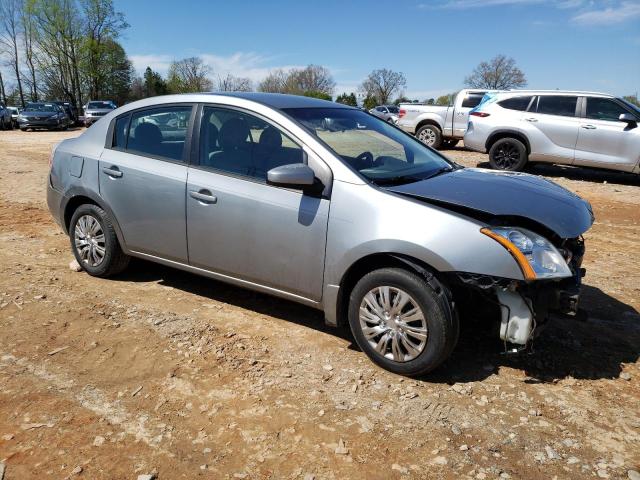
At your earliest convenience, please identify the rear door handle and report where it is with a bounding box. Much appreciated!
[102,166,123,178]
[524,117,538,123]
[581,124,596,129]
[189,190,217,204]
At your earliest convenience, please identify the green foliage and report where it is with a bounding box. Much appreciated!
[394,95,410,105]
[303,90,332,101]
[623,95,639,107]
[435,93,454,106]
[335,92,358,106]
[362,95,377,110]
[426,98,435,105]
[143,67,167,97]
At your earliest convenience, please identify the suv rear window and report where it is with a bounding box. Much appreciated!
[535,96,577,117]
[498,96,533,111]
[461,93,486,108]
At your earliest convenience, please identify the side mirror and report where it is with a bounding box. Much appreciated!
[267,163,316,188]
[619,113,637,126]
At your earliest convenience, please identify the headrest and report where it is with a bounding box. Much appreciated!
[259,126,283,151]
[133,122,162,147]
[219,118,250,151]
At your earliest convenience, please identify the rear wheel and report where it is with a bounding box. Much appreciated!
[69,204,129,277]
[348,268,458,376]
[416,124,443,149]
[489,137,528,171]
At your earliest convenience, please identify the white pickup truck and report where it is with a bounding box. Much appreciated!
[397,89,492,149]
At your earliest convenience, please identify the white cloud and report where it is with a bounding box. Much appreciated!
[571,1,640,25]
[129,51,305,83]
[431,0,543,8]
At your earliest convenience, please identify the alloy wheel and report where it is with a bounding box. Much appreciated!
[417,128,436,146]
[359,286,428,362]
[493,142,521,169]
[74,215,106,267]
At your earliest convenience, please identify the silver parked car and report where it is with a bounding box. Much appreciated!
[83,100,117,127]
[47,93,594,376]
[369,105,400,123]
[464,90,640,174]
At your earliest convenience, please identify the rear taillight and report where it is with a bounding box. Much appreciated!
[470,111,490,117]
[399,109,406,118]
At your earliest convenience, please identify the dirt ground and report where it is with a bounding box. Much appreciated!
[0,128,638,480]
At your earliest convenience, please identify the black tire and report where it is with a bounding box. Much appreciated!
[0,118,5,130]
[69,204,129,277]
[441,139,459,149]
[489,138,528,171]
[416,124,443,149]
[6,119,13,130]
[348,268,458,377]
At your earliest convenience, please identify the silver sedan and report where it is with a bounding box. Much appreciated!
[47,93,593,376]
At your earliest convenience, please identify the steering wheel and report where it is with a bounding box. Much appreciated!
[355,151,375,169]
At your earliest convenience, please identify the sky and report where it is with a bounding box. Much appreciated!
[114,0,640,100]
[5,0,639,100]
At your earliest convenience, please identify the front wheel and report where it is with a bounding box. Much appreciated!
[416,124,443,149]
[69,204,129,277]
[348,268,458,376]
[489,138,528,171]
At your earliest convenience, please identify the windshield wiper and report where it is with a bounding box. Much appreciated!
[373,175,425,186]
[424,166,454,179]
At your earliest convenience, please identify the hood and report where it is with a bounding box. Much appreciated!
[22,110,59,118]
[86,108,114,114]
[387,168,594,239]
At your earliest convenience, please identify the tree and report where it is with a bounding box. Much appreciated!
[167,56,212,93]
[335,92,357,106]
[464,54,527,90]
[623,95,639,107]
[435,93,454,106]
[426,98,435,105]
[21,0,39,101]
[96,39,132,105]
[303,90,331,101]
[143,66,167,97]
[359,68,407,105]
[394,95,410,105]
[258,69,288,93]
[0,0,26,107]
[29,0,85,108]
[0,70,7,104]
[362,95,377,110]
[287,65,335,96]
[216,73,252,92]
[79,0,129,101]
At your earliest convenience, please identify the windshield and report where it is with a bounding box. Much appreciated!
[284,107,452,185]
[88,101,114,110]
[25,103,59,112]
[618,98,640,116]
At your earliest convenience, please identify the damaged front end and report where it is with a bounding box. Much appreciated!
[454,235,586,348]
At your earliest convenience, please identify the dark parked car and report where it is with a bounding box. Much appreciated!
[51,101,79,125]
[0,103,13,130]
[17,102,73,131]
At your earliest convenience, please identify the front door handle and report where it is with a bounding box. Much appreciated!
[189,190,217,204]
[524,117,538,123]
[102,166,123,178]
[581,124,597,129]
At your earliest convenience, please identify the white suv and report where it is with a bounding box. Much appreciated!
[464,91,640,174]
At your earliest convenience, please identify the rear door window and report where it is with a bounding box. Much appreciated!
[125,106,193,162]
[535,96,578,117]
[498,96,533,111]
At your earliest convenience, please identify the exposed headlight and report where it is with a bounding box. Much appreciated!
[481,227,572,280]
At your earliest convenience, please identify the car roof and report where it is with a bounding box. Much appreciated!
[202,92,350,110]
[505,89,615,97]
